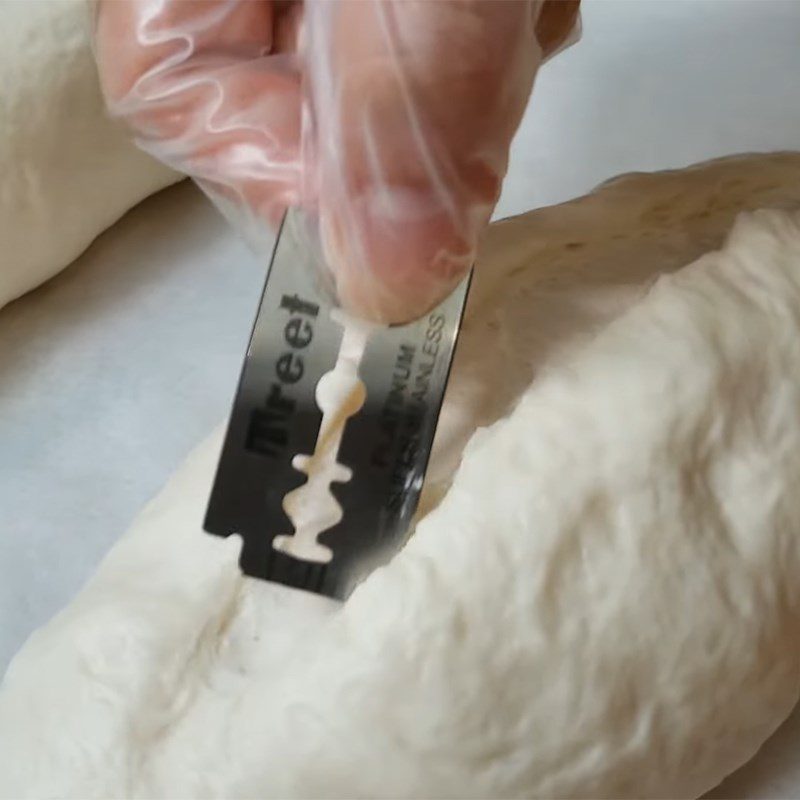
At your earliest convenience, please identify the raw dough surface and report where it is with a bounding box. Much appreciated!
[0,0,179,310]
[2,154,800,798]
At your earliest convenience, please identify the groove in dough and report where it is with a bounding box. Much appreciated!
[2,153,800,799]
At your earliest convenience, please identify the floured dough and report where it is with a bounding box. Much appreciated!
[2,154,800,799]
[0,0,179,311]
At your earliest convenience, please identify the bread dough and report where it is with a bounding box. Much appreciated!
[0,0,179,311]
[2,153,800,798]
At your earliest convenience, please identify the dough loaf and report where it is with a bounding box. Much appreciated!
[2,154,800,798]
[0,0,179,311]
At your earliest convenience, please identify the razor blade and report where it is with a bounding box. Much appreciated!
[204,208,471,600]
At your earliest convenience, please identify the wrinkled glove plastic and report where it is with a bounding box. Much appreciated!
[94,0,579,323]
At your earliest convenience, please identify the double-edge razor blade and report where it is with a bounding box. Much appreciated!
[204,208,471,600]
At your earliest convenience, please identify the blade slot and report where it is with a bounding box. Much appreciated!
[274,313,372,562]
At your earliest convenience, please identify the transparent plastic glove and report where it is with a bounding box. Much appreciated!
[94,0,579,323]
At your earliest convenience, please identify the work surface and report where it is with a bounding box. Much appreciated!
[2,2,800,796]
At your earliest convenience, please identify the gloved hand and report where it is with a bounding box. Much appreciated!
[94,0,579,323]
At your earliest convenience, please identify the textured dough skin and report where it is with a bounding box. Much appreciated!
[3,156,800,798]
[0,1,179,310]
[421,152,800,516]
